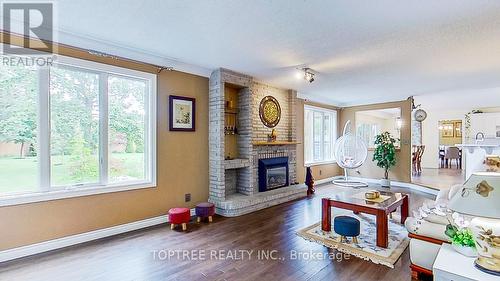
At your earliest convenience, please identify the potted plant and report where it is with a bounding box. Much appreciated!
[372,132,397,187]
[445,213,477,257]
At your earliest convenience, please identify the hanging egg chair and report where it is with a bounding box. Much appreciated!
[332,120,368,187]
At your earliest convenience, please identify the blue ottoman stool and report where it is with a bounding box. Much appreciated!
[334,216,360,244]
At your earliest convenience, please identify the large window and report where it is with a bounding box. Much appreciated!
[0,54,156,204]
[304,105,337,165]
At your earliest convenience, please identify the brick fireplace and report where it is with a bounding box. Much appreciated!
[208,68,306,217]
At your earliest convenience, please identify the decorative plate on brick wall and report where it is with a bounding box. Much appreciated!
[259,96,281,128]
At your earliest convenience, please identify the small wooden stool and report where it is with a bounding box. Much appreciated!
[168,207,190,231]
[195,202,215,223]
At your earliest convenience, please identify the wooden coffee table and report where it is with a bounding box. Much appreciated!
[321,189,409,248]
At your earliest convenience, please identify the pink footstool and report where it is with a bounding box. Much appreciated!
[168,207,190,231]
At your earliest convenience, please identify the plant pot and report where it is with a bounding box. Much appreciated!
[380,179,391,187]
[452,244,477,257]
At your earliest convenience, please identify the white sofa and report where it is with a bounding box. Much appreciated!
[404,184,462,279]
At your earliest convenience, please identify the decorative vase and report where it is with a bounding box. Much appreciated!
[452,243,477,257]
[380,178,391,187]
[305,166,315,196]
[470,217,500,275]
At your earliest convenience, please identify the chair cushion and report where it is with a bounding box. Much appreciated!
[168,208,190,224]
[334,216,360,237]
[195,202,215,217]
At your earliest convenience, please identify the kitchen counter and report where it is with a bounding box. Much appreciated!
[456,143,500,180]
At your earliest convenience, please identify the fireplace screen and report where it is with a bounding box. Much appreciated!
[258,156,289,192]
[266,166,287,189]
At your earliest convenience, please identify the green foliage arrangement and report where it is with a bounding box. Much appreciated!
[445,224,476,248]
[372,132,397,179]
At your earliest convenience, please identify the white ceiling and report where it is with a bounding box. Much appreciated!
[8,0,500,106]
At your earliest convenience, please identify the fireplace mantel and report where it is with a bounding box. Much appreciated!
[252,141,300,146]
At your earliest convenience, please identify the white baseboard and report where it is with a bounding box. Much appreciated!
[0,208,196,263]
[314,177,336,185]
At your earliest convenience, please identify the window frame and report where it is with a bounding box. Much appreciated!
[0,54,157,207]
[304,105,337,166]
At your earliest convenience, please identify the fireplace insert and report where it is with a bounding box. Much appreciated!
[258,157,289,192]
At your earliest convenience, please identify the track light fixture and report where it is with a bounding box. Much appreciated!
[296,67,316,83]
[304,69,315,83]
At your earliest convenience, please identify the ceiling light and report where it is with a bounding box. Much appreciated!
[296,67,316,83]
[305,71,315,83]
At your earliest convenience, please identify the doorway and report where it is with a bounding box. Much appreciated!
[412,119,465,190]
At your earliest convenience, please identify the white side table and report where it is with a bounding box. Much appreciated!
[433,243,499,281]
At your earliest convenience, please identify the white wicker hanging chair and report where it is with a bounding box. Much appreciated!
[332,120,368,187]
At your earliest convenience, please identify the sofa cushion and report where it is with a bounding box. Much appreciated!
[423,213,449,225]
[405,217,450,242]
[412,201,449,225]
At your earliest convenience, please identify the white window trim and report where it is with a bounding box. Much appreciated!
[0,182,156,207]
[0,54,157,207]
[304,105,337,166]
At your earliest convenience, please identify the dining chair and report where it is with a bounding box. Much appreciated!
[445,146,460,169]
[439,147,445,168]
[416,145,425,174]
[412,145,425,175]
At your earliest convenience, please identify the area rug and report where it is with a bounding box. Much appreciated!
[296,211,409,268]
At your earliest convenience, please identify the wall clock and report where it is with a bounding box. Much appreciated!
[414,109,427,122]
[259,96,281,128]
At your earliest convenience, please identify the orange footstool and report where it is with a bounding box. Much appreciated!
[168,207,190,231]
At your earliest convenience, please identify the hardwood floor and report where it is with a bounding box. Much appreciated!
[412,168,465,190]
[0,184,433,281]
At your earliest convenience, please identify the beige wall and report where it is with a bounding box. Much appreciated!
[339,100,412,183]
[0,34,210,250]
[296,99,342,183]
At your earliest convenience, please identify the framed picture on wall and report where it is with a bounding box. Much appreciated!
[454,121,462,137]
[169,95,196,131]
[440,121,454,138]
